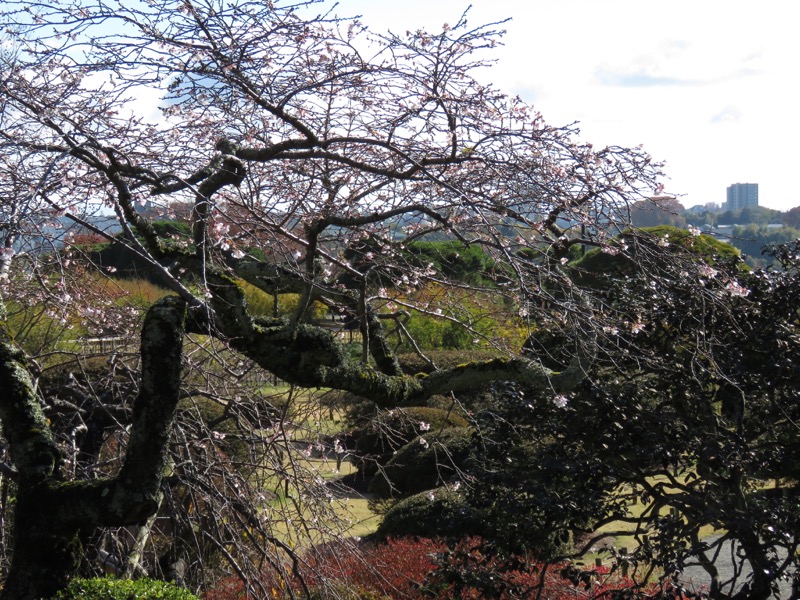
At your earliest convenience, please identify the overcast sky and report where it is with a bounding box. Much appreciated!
[336,0,799,211]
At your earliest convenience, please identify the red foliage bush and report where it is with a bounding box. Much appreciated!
[306,537,444,597]
[205,536,679,599]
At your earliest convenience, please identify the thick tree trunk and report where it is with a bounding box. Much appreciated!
[2,481,85,598]
[0,297,187,599]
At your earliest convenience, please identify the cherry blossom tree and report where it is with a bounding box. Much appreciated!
[0,0,671,597]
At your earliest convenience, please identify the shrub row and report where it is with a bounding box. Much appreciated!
[205,536,676,600]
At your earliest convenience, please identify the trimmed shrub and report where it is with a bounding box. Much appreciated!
[54,576,198,600]
[239,282,326,320]
[376,488,481,539]
[368,427,473,498]
[568,225,747,289]
[350,407,469,479]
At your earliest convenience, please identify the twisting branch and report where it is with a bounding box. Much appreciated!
[0,296,187,599]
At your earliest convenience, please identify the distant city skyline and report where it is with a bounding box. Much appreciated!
[338,0,800,211]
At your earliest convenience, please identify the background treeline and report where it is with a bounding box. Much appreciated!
[631,199,800,267]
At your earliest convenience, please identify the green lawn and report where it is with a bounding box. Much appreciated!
[253,387,723,566]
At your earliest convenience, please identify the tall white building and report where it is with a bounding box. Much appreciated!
[726,183,758,211]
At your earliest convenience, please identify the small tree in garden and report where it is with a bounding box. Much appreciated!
[2,0,784,597]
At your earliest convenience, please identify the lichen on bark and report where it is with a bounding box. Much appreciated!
[0,296,188,600]
[201,271,587,408]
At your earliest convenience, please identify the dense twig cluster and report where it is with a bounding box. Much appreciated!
[2,1,795,599]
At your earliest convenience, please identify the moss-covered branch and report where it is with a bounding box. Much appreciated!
[207,275,586,406]
[0,319,61,483]
[0,297,187,600]
[115,295,187,517]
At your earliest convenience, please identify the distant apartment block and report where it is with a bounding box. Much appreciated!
[726,183,758,211]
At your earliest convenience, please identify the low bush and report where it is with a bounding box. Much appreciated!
[368,427,473,498]
[376,488,481,539]
[54,576,198,600]
[349,407,470,479]
[206,536,675,600]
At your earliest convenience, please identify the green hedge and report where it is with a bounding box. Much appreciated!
[54,577,198,600]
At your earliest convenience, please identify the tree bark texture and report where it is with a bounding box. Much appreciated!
[206,274,589,407]
[0,297,186,600]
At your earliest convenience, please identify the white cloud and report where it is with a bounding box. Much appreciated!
[710,106,743,125]
[340,0,800,210]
